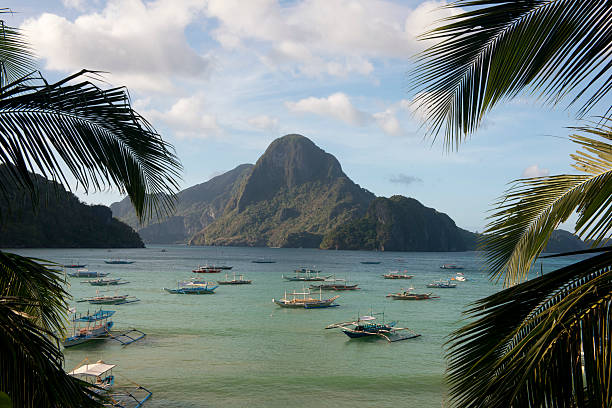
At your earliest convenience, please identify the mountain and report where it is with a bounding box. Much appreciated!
[320,195,475,251]
[111,164,253,243]
[544,229,589,253]
[0,170,143,248]
[189,134,376,247]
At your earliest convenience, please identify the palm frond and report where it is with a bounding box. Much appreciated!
[410,0,612,148]
[0,13,36,87]
[446,250,612,408]
[0,70,182,222]
[0,253,103,407]
[483,121,612,285]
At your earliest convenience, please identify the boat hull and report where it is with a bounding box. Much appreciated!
[164,287,217,294]
[63,321,114,347]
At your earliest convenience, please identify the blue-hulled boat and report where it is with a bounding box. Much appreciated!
[63,309,115,347]
[164,280,218,294]
[326,313,421,342]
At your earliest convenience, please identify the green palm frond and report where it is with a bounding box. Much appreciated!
[0,252,103,407]
[410,0,612,148]
[446,250,612,408]
[0,12,36,87]
[484,121,612,285]
[0,70,182,222]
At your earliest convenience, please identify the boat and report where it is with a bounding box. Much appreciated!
[386,288,440,300]
[360,261,381,264]
[67,269,109,278]
[78,293,140,305]
[217,272,252,285]
[62,263,87,268]
[326,313,421,342]
[440,264,464,269]
[68,359,152,406]
[426,279,457,288]
[83,278,129,286]
[104,259,135,264]
[382,270,414,279]
[192,265,222,273]
[217,265,233,270]
[62,309,115,347]
[252,258,276,263]
[282,268,327,281]
[164,280,218,294]
[452,274,467,282]
[310,275,359,291]
[272,288,340,308]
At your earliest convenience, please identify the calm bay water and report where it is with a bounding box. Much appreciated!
[8,246,578,407]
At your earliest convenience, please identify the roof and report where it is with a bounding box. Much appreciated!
[359,316,376,321]
[68,361,116,377]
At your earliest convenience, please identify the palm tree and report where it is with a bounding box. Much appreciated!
[0,14,182,408]
[411,1,611,407]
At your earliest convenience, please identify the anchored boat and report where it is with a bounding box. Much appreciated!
[282,268,328,281]
[164,280,218,294]
[104,259,135,264]
[63,309,115,347]
[382,270,414,279]
[326,313,421,342]
[78,293,140,305]
[426,279,457,288]
[273,288,339,308]
[68,269,109,278]
[386,288,439,300]
[440,264,464,270]
[217,272,252,285]
[192,265,222,273]
[83,278,129,286]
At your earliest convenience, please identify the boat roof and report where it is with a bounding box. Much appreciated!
[73,310,115,322]
[69,361,116,377]
[359,316,376,321]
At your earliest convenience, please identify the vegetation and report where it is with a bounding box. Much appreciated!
[0,12,181,408]
[411,1,611,406]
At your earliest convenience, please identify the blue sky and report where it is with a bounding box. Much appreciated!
[11,0,590,232]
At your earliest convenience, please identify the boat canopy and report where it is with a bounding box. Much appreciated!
[73,310,115,322]
[359,316,376,321]
[69,361,116,377]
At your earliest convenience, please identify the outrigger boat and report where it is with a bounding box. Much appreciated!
[77,293,141,305]
[273,288,340,308]
[68,359,152,407]
[164,280,218,294]
[63,309,115,347]
[104,259,135,264]
[83,278,129,286]
[386,288,439,300]
[62,263,87,268]
[192,265,222,273]
[382,270,414,279]
[440,264,464,270]
[282,268,328,281]
[326,313,421,342]
[68,269,109,278]
[360,261,381,264]
[310,275,359,291]
[426,279,457,288]
[217,272,252,285]
[252,257,276,263]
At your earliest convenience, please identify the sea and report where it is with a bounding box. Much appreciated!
[7,246,579,407]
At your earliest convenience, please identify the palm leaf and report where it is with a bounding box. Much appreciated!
[446,249,612,407]
[483,120,612,285]
[0,70,182,222]
[0,12,36,87]
[410,0,612,148]
[0,252,104,407]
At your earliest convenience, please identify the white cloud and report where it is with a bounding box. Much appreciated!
[62,0,87,10]
[286,92,369,126]
[21,0,211,92]
[206,0,453,77]
[389,174,423,185]
[248,115,279,132]
[522,164,550,178]
[150,94,221,139]
[373,109,402,136]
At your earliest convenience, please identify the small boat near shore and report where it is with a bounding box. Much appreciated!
[426,279,457,288]
[68,269,109,278]
[62,309,115,347]
[386,288,439,300]
[273,288,340,308]
[382,270,414,279]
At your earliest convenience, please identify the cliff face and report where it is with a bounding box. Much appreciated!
[321,195,476,252]
[189,134,376,247]
[111,163,253,243]
[0,171,144,248]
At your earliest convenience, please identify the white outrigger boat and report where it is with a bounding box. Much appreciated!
[68,359,152,407]
[68,269,109,278]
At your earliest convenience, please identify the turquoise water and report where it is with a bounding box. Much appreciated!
[8,246,576,407]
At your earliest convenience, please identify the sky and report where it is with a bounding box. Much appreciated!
[8,0,591,232]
